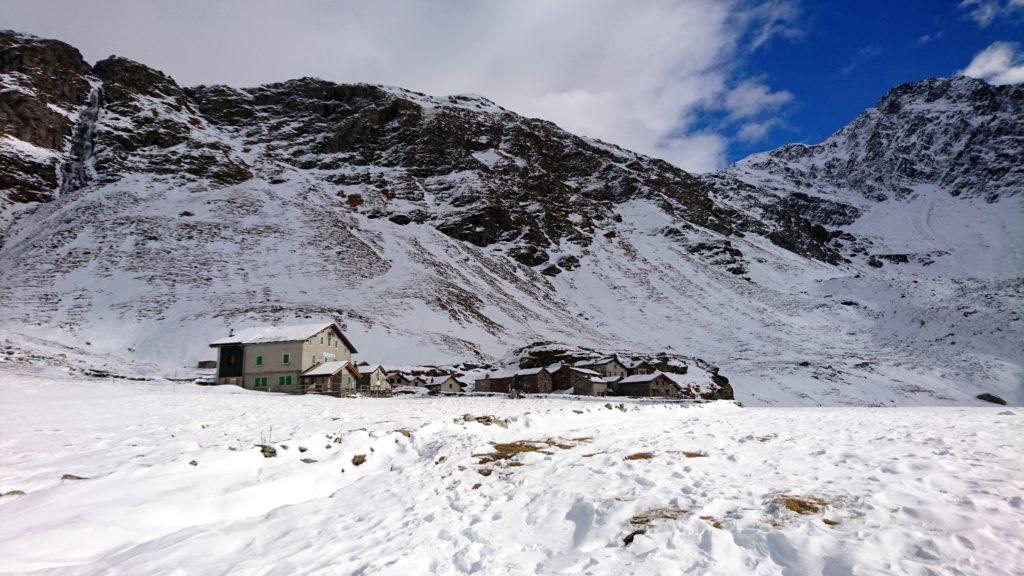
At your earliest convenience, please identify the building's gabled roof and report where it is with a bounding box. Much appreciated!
[479,366,548,379]
[575,356,620,368]
[618,371,676,384]
[357,363,385,374]
[601,375,622,383]
[210,321,357,352]
[301,360,358,378]
[424,375,457,386]
[570,366,602,376]
[516,367,546,376]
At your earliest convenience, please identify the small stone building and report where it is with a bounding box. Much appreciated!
[549,363,603,393]
[616,372,682,398]
[625,360,656,376]
[356,364,390,395]
[573,375,608,396]
[425,375,464,394]
[300,361,360,395]
[475,367,552,394]
[574,356,628,379]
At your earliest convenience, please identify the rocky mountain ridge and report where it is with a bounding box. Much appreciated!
[0,31,1020,405]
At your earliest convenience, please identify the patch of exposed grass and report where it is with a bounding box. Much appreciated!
[757,434,777,443]
[624,452,655,461]
[630,506,687,527]
[474,438,586,466]
[671,450,707,458]
[393,428,412,438]
[699,515,723,529]
[773,494,829,515]
[822,518,840,526]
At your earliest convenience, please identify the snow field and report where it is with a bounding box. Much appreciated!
[0,368,1021,575]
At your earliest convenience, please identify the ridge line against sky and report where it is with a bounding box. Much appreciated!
[1,0,1022,172]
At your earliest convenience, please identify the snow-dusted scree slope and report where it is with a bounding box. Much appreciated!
[0,31,1021,404]
[0,369,1021,574]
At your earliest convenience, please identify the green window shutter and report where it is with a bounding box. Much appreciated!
[285,375,292,385]
[256,355,263,366]
[320,336,324,344]
[283,353,290,364]
[312,355,317,365]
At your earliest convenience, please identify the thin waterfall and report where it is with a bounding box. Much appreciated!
[59,85,104,197]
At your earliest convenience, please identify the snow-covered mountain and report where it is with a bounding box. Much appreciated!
[0,31,1020,405]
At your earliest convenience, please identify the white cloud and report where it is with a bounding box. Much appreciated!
[1,0,801,173]
[735,118,781,143]
[958,0,1024,27]
[959,41,1024,85]
[724,80,793,119]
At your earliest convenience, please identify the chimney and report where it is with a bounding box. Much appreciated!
[228,328,235,337]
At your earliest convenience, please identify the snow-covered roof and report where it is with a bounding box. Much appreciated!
[481,366,547,379]
[619,371,675,384]
[601,375,622,383]
[210,321,357,351]
[571,367,602,376]
[357,364,384,374]
[575,357,619,368]
[301,360,355,377]
[424,375,456,385]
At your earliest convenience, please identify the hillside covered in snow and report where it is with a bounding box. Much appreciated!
[0,31,1020,405]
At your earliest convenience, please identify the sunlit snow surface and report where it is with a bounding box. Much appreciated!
[1,367,1020,575]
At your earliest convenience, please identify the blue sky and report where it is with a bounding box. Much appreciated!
[3,0,1023,171]
[726,0,1024,161]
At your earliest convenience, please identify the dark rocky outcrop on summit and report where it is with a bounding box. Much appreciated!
[0,32,93,209]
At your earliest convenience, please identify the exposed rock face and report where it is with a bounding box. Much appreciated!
[0,32,93,211]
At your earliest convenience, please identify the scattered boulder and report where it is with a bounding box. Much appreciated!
[2,490,26,497]
[300,458,318,464]
[622,529,646,546]
[977,393,1007,405]
[257,444,277,458]
[61,474,88,481]
[351,454,366,466]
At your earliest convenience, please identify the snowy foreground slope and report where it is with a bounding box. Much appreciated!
[0,368,1021,575]
[0,32,1021,405]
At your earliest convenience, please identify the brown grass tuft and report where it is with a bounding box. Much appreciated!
[624,452,655,461]
[630,507,687,527]
[474,438,586,466]
[773,495,828,515]
[671,450,707,458]
[699,515,723,529]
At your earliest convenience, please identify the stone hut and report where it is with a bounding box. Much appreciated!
[574,356,628,379]
[615,372,682,398]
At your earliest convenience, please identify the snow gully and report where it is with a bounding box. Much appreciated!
[59,84,104,197]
